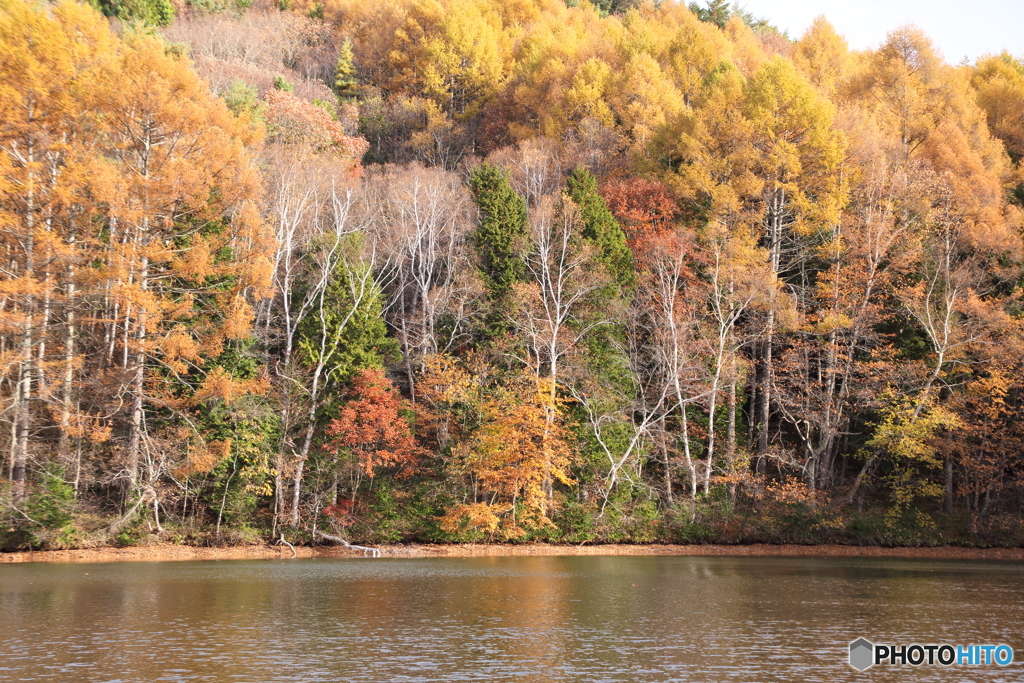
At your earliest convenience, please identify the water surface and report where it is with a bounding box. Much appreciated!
[1,554,1022,681]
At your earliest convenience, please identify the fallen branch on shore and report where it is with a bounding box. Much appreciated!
[315,531,381,557]
[276,534,297,557]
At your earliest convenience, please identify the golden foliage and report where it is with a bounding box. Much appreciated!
[439,502,500,535]
[194,367,269,406]
[179,438,233,477]
[452,376,577,532]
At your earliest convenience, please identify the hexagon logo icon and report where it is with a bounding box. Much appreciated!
[849,638,874,671]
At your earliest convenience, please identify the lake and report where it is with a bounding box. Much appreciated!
[1,554,1022,681]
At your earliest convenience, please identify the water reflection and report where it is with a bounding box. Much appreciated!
[1,555,1022,681]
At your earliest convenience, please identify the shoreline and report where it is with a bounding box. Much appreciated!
[2,542,1023,564]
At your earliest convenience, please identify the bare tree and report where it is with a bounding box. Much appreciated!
[488,137,565,208]
[367,163,479,397]
[258,147,383,528]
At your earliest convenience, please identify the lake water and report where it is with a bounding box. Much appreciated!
[1,554,1022,682]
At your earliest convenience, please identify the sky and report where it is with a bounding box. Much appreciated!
[737,0,1024,64]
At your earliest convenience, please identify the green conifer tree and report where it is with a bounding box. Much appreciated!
[468,163,528,301]
[221,80,265,120]
[90,0,174,26]
[565,167,636,290]
[273,75,294,92]
[297,256,396,388]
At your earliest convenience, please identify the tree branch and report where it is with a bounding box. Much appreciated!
[315,530,381,557]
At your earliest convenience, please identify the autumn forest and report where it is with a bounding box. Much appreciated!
[3,0,1024,551]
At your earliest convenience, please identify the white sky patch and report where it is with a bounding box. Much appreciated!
[735,0,1024,64]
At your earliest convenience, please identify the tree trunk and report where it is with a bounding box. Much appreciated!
[58,277,76,459]
[754,333,771,476]
[126,252,147,490]
[943,455,954,515]
[13,362,30,502]
[290,452,307,527]
[704,387,718,494]
[661,423,673,507]
[681,406,697,499]
[12,142,36,503]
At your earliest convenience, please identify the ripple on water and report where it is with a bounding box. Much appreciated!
[1,555,1023,682]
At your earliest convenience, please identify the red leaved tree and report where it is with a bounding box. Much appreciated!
[599,177,679,269]
[324,368,422,482]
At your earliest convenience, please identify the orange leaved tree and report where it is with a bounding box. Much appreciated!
[0,0,273,507]
[443,376,577,537]
[324,368,422,492]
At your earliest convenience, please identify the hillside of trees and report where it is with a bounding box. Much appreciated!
[3,0,1024,550]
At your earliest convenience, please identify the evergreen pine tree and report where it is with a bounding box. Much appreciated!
[297,254,396,388]
[90,0,174,26]
[565,167,636,290]
[468,163,528,301]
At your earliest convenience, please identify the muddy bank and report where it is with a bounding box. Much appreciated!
[2,542,1023,564]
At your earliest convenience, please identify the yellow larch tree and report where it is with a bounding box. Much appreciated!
[791,16,851,97]
[0,0,119,499]
[95,34,271,489]
[0,0,273,504]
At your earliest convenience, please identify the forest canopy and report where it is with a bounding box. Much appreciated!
[2,0,1024,550]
